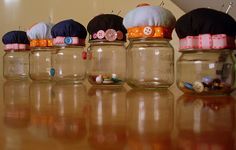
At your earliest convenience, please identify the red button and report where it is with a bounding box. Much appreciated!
[105,29,117,41]
[117,31,124,40]
[97,30,105,39]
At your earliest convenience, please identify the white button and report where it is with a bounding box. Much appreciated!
[95,75,103,84]
[97,30,105,39]
[143,26,153,36]
[193,81,204,93]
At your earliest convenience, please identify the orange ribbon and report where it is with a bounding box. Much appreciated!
[30,39,53,47]
[127,26,172,39]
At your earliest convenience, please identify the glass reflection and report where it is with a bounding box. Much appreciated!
[126,89,174,150]
[48,83,87,142]
[176,95,235,150]
[3,80,30,128]
[88,87,127,150]
[29,81,54,136]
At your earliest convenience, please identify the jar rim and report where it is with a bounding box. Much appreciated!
[89,39,125,44]
[128,37,171,42]
[179,49,233,52]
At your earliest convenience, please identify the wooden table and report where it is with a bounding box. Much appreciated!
[0,80,235,150]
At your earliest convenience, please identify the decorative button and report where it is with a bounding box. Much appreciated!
[50,68,55,77]
[105,29,117,41]
[116,31,124,40]
[64,37,73,44]
[97,30,105,39]
[93,33,97,39]
[193,81,204,93]
[82,51,87,60]
[143,26,154,36]
[183,82,193,90]
[95,75,103,84]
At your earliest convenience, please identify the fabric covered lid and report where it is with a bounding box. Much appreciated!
[87,14,127,42]
[51,19,87,46]
[51,19,87,39]
[27,22,54,47]
[175,8,236,50]
[123,4,176,39]
[2,31,29,45]
[2,31,30,51]
[27,22,53,40]
[175,8,236,38]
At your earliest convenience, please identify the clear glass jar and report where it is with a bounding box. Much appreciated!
[30,47,55,81]
[177,50,235,95]
[3,50,29,80]
[51,46,86,82]
[87,41,126,86]
[127,38,174,88]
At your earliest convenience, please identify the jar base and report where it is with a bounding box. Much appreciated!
[127,80,171,89]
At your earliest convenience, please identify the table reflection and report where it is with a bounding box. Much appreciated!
[3,80,30,128]
[176,95,235,150]
[127,89,174,150]
[88,87,127,150]
[29,81,54,138]
[48,83,87,142]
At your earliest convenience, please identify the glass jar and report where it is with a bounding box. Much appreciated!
[3,50,29,80]
[30,47,55,81]
[87,41,126,86]
[177,50,235,95]
[51,46,86,82]
[127,38,174,88]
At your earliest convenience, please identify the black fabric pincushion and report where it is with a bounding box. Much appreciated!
[51,19,87,39]
[2,31,29,44]
[87,14,127,41]
[175,8,236,39]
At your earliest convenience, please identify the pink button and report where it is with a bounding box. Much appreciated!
[105,29,117,41]
[93,33,97,39]
[97,30,105,39]
[116,31,124,40]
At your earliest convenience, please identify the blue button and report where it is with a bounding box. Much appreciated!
[64,37,73,44]
[184,82,193,90]
[50,68,55,77]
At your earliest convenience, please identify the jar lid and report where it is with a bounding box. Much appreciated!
[27,22,54,48]
[123,4,176,39]
[2,31,30,51]
[51,19,87,46]
[87,14,127,42]
[176,8,236,50]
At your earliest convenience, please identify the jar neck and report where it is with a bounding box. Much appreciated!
[4,49,30,53]
[89,40,125,46]
[129,38,171,43]
[179,49,232,53]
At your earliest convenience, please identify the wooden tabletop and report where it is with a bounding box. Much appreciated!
[0,80,235,150]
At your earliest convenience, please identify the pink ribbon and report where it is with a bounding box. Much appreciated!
[4,44,29,51]
[179,34,235,50]
[53,36,85,46]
